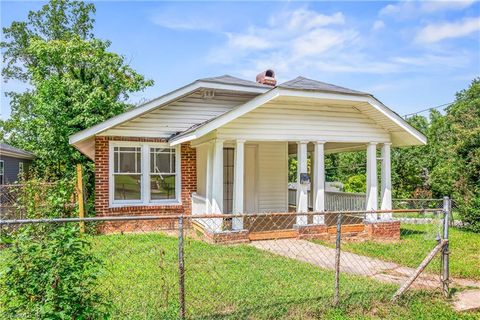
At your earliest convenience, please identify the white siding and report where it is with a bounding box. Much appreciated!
[217,100,391,143]
[196,144,208,197]
[256,142,288,212]
[101,90,259,138]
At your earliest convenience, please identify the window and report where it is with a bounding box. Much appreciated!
[113,146,142,201]
[18,162,24,174]
[150,148,176,200]
[0,160,4,184]
[109,143,180,206]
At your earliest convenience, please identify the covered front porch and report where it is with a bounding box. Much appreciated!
[190,138,393,239]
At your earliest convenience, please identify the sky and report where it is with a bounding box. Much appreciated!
[1,1,479,120]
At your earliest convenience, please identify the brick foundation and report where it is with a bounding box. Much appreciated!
[365,220,401,240]
[296,224,329,240]
[203,229,250,244]
[94,136,196,232]
[191,220,401,244]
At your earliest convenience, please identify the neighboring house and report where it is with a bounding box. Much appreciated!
[0,143,35,184]
[70,70,426,240]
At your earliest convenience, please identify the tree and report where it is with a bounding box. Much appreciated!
[440,78,480,230]
[1,0,153,180]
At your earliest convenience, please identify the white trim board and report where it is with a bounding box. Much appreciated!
[169,88,426,146]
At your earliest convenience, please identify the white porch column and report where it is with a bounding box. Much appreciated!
[380,143,392,220]
[366,142,378,221]
[205,142,213,214]
[211,139,224,215]
[296,141,309,225]
[232,139,245,230]
[313,141,326,224]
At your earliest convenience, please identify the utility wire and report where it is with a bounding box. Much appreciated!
[403,102,453,118]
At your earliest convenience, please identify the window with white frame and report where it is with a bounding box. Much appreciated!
[110,143,180,205]
[0,160,4,184]
[150,147,177,200]
[113,146,142,201]
[18,162,24,175]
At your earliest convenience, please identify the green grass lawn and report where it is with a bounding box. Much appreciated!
[313,224,480,280]
[90,232,478,319]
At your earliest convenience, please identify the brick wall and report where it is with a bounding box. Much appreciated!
[365,220,401,240]
[94,136,196,219]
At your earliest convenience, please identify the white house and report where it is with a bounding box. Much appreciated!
[70,70,426,240]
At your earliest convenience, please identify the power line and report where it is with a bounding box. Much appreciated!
[403,102,453,118]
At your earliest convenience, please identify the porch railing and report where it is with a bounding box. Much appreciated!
[288,188,366,211]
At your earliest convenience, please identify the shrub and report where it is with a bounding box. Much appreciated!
[15,177,76,219]
[343,174,366,193]
[0,224,109,319]
[460,192,480,232]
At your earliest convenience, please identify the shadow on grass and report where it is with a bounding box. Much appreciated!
[400,228,427,236]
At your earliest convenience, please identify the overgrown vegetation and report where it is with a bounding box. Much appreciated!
[0,225,109,319]
[0,176,108,319]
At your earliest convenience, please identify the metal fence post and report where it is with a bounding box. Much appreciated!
[442,196,450,298]
[333,213,342,306]
[178,215,186,319]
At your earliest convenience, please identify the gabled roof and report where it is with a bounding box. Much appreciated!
[169,86,427,146]
[200,75,272,89]
[70,74,427,158]
[0,143,35,160]
[69,76,269,147]
[278,76,368,95]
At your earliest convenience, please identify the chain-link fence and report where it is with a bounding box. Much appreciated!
[0,183,76,220]
[0,202,460,319]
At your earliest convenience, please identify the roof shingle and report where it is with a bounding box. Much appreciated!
[278,76,368,95]
[199,75,272,89]
[0,143,35,159]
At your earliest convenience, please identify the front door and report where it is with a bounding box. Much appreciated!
[244,145,257,213]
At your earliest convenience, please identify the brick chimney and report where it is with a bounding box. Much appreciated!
[256,69,277,86]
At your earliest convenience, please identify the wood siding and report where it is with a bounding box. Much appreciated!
[101,90,259,138]
[217,101,391,143]
[0,155,31,184]
[256,142,288,212]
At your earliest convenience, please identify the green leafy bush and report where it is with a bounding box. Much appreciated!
[15,177,76,219]
[343,174,366,193]
[460,192,480,232]
[0,224,109,319]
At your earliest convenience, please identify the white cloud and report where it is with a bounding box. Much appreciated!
[204,6,476,79]
[226,33,272,50]
[151,16,217,31]
[292,29,357,58]
[421,1,476,13]
[392,53,471,68]
[208,8,358,71]
[372,20,385,31]
[279,9,345,30]
[415,17,480,43]
[380,1,417,18]
[380,0,476,18]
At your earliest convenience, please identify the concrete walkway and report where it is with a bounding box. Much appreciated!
[251,239,480,310]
